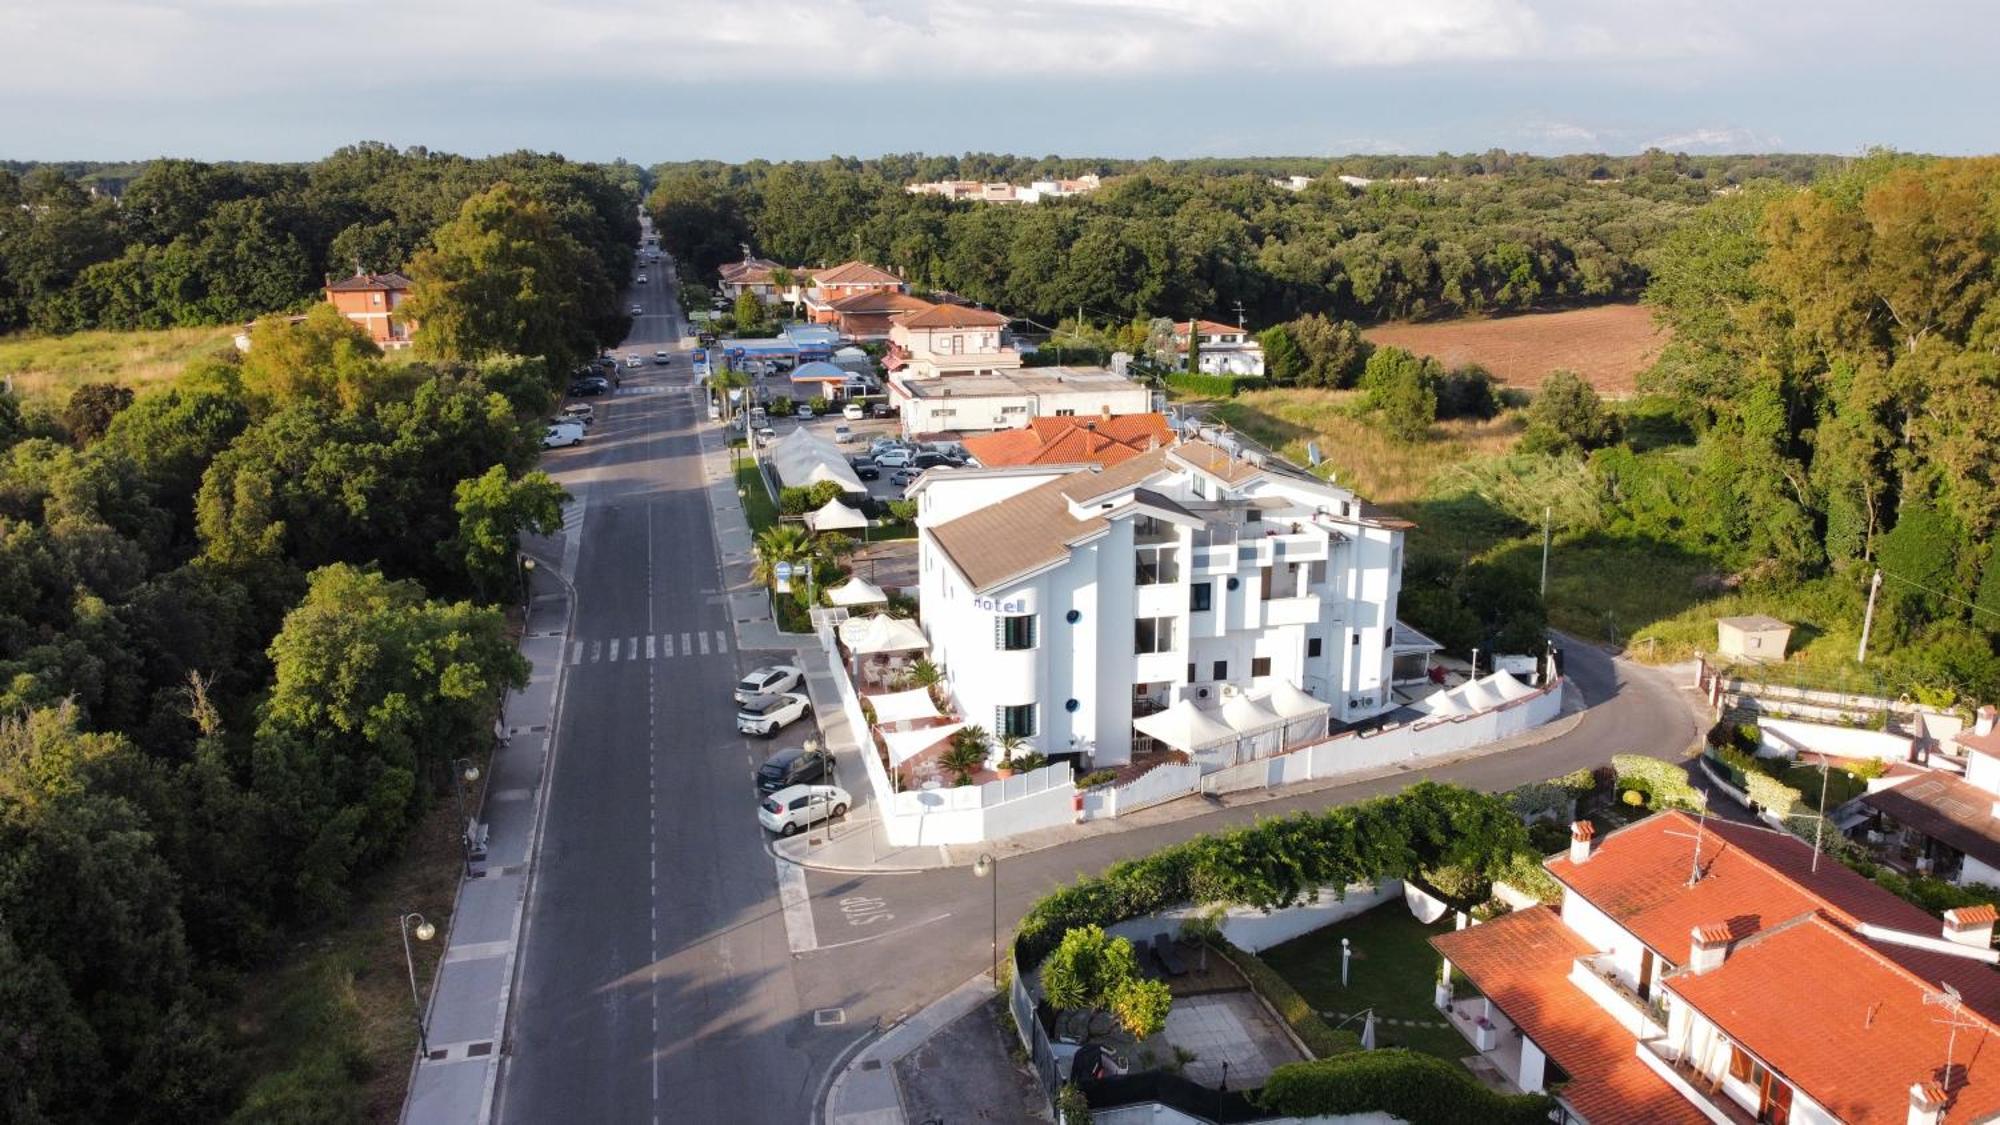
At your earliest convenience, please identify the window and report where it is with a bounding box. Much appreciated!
[1190,582,1212,612]
[1055,408,1076,417]
[371,293,383,306]
[1135,547,1180,585]
[1308,637,1323,658]
[1134,616,1176,655]
[1191,476,1207,500]
[1383,630,1393,648]
[1212,660,1227,680]
[997,703,1037,738]
[1728,1045,1752,1083]
[997,614,1036,651]
[1351,633,1361,645]
[1251,657,1272,677]
[1245,508,1262,523]
[1187,663,1197,683]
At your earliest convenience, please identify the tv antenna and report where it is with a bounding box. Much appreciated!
[1925,982,1979,1098]
[1661,793,1713,887]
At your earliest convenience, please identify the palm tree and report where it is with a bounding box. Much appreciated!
[940,725,992,786]
[709,366,749,419]
[998,732,1028,770]
[751,524,813,586]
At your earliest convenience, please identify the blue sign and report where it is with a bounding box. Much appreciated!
[774,562,794,582]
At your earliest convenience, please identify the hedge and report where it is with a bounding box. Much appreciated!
[1705,746,1805,818]
[1610,754,1703,811]
[1165,371,1266,398]
[1214,941,1359,1059]
[1256,1049,1555,1123]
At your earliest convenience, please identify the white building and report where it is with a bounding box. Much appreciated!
[894,367,1152,436]
[1174,319,1265,377]
[885,304,1021,382]
[913,440,1407,770]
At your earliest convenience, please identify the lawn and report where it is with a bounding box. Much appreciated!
[1362,303,1668,395]
[1260,900,1469,1061]
[735,458,778,534]
[0,324,237,402]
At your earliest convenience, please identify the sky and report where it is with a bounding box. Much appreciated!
[2,0,1995,163]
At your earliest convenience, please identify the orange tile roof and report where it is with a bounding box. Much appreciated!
[1431,908,1708,1125]
[1666,912,2000,1124]
[1177,318,1247,338]
[811,260,903,286]
[895,304,1009,329]
[960,415,1172,468]
[1548,811,2000,1015]
[1951,905,2000,927]
[325,271,411,292]
[828,290,933,315]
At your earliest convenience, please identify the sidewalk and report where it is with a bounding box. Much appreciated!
[821,973,1001,1125]
[400,560,574,1125]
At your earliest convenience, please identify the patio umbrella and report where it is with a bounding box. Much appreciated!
[1360,1010,1377,1050]
[826,575,887,607]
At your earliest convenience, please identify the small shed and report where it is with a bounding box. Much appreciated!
[1716,614,1792,662]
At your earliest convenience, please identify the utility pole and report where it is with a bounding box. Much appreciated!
[1857,568,1883,663]
[1233,299,1246,330]
[1539,506,1552,597]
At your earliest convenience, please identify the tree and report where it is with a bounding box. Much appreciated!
[1040,924,1143,1013]
[1259,324,1305,383]
[1288,313,1371,388]
[61,382,135,445]
[1108,977,1173,1040]
[401,182,604,372]
[751,524,814,586]
[238,303,394,413]
[732,289,769,335]
[1360,347,1439,443]
[450,466,567,600]
[939,725,992,785]
[1519,371,1615,454]
[1185,318,1201,373]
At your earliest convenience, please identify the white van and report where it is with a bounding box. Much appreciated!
[543,421,585,449]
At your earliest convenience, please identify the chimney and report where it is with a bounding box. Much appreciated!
[1977,705,1997,738]
[1943,904,1997,950]
[1909,1081,1948,1125]
[1688,923,1731,974]
[1100,404,1113,424]
[1568,820,1596,865]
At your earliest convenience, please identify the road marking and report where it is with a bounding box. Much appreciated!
[609,638,620,661]
[628,636,638,659]
[775,859,818,954]
[445,939,514,963]
[681,632,691,654]
[714,629,728,652]
[698,632,710,655]
[570,642,583,665]
[590,640,602,663]
[646,634,656,659]
[809,912,954,953]
[661,633,674,657]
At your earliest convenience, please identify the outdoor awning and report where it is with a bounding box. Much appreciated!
[1391,620,1444,655]
[1133,698,1239,752]
[826,576,887,607]
[1220,693,1285,735]
[1421,691,1469,718]
[1456,678,1504,712]
[1484,671,1541,702]
[807,497,869,532]
[882,722,962,768]
[1263,680,1332,721]
[840,613,929,655]
[866,687,942,726]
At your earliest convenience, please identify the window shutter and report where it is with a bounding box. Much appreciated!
[995,615,1004,649]
[995,706,1005,737]
[1028,615,1038,649]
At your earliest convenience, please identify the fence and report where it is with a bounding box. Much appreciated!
[1009,949,1063,1110]
[1089,761,1204,819]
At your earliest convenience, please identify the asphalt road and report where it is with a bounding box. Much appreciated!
[493,221,1707,1125]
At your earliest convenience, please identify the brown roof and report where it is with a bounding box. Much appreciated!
[811,260,903,286]
[326,271,411,292]
[896,304,1009,329]
[1167,440,1267,486]
[718,257,789,284]
[1547,811,2000,1015]
[927,450,1167,593]
[1862,772,2000,874]
[1176,318,1246,338]
[1431,908,1707,1125]
[960,415,1172,468]
[1666,912,2000,1124]
[829,290,934,316]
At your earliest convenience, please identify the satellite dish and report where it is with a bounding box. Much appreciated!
[1307,441,1323,466]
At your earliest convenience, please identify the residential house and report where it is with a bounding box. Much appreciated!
[913,439,1405,771]
[884,303,1020,384]
[904,174,1100,204]
[801,261,908,323]
[824,290,936,341]
[1858,705,2000,886]
[1433,810,2000,1125]
[717,254,804,305]
[324,271,415,348]
[960,413,1174,468]
[1174,319,1265,377]
[893,367,1152,436]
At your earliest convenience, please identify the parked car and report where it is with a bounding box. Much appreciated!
[654,350,671,365]
[625,354,643,369]
[737,692,811,737]
[832,425,855,444]
[890,467,921,487]
[868,436,904,454]
[847,458,880,481]
[542,422,585,449]
[560,404,595,426]
[637,274,648,284]
[756,745,831,793]
[873,448,914,469]
[841,401,866,421]
[911,452,963,470]
[755,427,777,447]
[630,304,644,316]
[567,376,610,397]
[735,665,803,703]
[758,784,851,836]
[871,403,894,418]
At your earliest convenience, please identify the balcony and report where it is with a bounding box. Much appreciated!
[1269,531,1327,563]
[1193,544,1237,575]
[1636,1039,1760,1125]
[1262,594,1321,628]
[1568,954,1665,1040]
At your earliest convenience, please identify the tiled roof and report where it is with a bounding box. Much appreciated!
[1547,811,2000,1015]
[1861,772,2000,874]
[1666,912,2000,1124]
[811,261,903,286]
[1177,318,1247,338]
[718,257,789,283]
[1951,905,2000,927]
[926,450,1167,593]
[960,415,1172,468]
[896,304,1009,329]
[1431,908,1708,1125]
[828,291,933,316]
[326,271,411,292]
[1167,440,1267,486]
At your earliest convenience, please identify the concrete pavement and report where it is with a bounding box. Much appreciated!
[821,973,1000,1125]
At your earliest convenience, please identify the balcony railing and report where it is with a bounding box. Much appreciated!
[1569,954,1666,1039]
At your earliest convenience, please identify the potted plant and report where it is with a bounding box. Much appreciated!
[995,733,1028,779]
[939,724,991,786]
[1012,750,1047,773]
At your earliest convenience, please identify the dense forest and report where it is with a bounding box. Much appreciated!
[0,156,632,1120]
[0,145,642,342]
[648,150,1841,327]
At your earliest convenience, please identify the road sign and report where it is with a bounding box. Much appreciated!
[774,562,794,581]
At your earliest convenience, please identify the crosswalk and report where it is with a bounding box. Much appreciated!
[614,385,665,396]
[570,630,730,665]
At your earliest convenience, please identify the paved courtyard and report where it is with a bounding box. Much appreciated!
[1163,991,1306,1089]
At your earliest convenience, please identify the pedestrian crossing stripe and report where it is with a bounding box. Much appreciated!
[646,635,656,659]
[569,632,730,664]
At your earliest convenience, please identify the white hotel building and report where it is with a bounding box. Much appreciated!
[913,440,1407,769]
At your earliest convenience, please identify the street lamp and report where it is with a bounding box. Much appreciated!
[400,912,437,1058]
[973,853,998,984]
[451,758,481,875]
[519,555,536,617]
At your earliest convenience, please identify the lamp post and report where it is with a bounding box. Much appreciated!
[519,555,536,618]
[1341,937,1352,988]
[973,852,998,984]
[400,912,437,1058]
[451,758,481,875]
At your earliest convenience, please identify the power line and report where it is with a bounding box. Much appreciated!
[1876,566,2000,623]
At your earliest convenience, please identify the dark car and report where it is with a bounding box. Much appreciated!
[567,377,610,397]
[756,745,831,794]
[848,458,880,481]
[911,452,963,470]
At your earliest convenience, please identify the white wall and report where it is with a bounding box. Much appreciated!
[1106,880,1403,954]
[1757,717,1913,764]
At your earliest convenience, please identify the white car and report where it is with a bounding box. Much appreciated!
[625,355,643,369]
[737,692,811,737]
[654,350,671,365]
[758,784,851,836]
[735,665,803,703]
[637,274,648,284]
[542,422,585,449]
[630,304,644,316]
[873,448,913,469]
[842,402,866,421]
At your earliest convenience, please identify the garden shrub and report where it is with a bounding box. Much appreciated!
[1256,1049,1555,1123]
[1610,754,1703,811]
[1215,942,1359,1059]
[1076,769,1119,789]
[1165,371,1265,398]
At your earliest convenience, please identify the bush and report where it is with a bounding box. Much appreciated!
[767,396,796,416]
[1610,754,1703,811]
[806,396,830,416]
[1055,1084,1092,1125]
[1256,1049,1555,1123]
[1217,941,1359,1059]
[1165,371,1265,398]
[1076,769,1119,789]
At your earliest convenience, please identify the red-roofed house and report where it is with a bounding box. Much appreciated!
[717,254,805,305]
[1173,318,1264,376]
[801,261,907,323]
[960,413,1172,468]
[1432,810,2000,1124]
[324,271,415,348]
[823,290,936,341]
[885,303,1020,382]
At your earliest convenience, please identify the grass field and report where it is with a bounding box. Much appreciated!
[0,324,237,402]
[1260,901,1467,1060]
[1362,304,1666,395]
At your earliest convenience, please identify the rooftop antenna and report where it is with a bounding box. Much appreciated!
[1925,982,1980,1097]
[1661,793,1713,887]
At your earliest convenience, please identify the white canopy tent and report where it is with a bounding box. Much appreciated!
[767,427,865,493]
[826,576,887,607]
[1456,678,1504,712]
[1421,691,1470,718]
[840,613,929,655]
[1484,670,1541,702]
[807,496,869,532]
[1133,698,1239,754]
[882,722,962,768]
[1220,693,1286,758]
[865,687,943,726]
[1264,680,1333,746]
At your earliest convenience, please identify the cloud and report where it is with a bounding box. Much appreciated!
[1641,126,1782,153]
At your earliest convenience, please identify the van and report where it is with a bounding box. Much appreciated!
[833,425,855,444]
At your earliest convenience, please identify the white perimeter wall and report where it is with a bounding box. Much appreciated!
[1106,880,1403,954]
[1756,717,1913,763]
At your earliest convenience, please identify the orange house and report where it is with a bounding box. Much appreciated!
[325,271,415,348]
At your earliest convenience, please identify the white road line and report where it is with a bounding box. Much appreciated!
[609,638,620,661]
[776,859,819,954]
[646,634,656,660]
[714,629,728,652]
[681,631,691,654]
[698,632,710,655]
[590,640,602,663]
[628,636,638,659]
[570,642,583,665]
